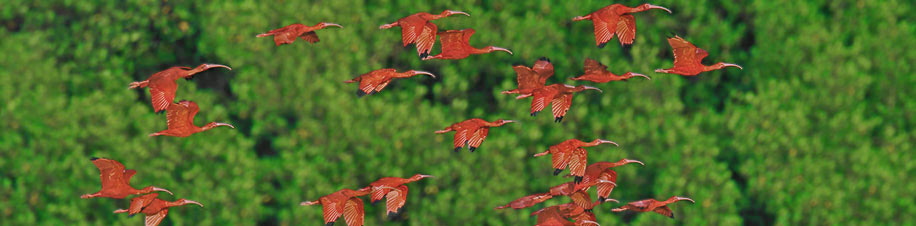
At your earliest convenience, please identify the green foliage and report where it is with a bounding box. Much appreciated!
[1,0,914,225]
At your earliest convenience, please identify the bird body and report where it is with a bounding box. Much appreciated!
[113,193,203,226]
[424,29,513,60]
[570,58,649,83]
[612,196,695,218]
[572,159,644,200]
[301,188,372,226]
[495,182,617,211]
[364,174,433,218]
[149,100,234,137]
[573,3,671,47]
[502,57,554,96]
[533,139,618,183]
[128,64,231,113]
[343,69,435,97]
[80,158,172,199]
[257,22,342,46]
[379,10,470,59]
[655,35,743,76]
[533,203,601,226]
[517,84,602,122]
[435,118,515,152]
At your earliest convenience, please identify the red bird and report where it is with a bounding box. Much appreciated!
[571,159,644,201]
[301,188,373,226]
[501,57,554,96]
[363,174,434,218]
[532,203,602,226]
[423,29,513,60]
[80,157,172,199]
[516,84,602,123]
[533,139,618,183]
[572,3,671,47]
[343,69,436,97]
[379,10,470,59]
[655,35,743,76]
[570,58,649,83]
[256,22,342,46]
[113,193,203,226]
[149,100,234,137]
[128,64,231,113]
[612,196,695,218]
[435,118,516,152]
[494,181,617,210]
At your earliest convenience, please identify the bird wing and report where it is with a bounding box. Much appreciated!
[583,58,609,75]
[569,191,593,210]
[129,193,158,215]
[467,127,489,149]
[532,58,554,84]
[356,75,379,95]
[165,102,194,132]
[370,186,390,203]
[374,80,392,93]
[453,128,472,150]
[669,36,702,68]
[122,169,137,183]
[144,208,168,226]
[625,199,654,211]
[439,29,471,55]
[415,22,438,57]
[92,158,129,189]
[399,17,426,46]
[595,170,618,198]
[343,197,365,226]
[551,150,569,170]
[322,201,342,225]
[568,148,588,178]
[530,89,554,115]
[653,205,674,218]
[147,76,177,113]
[300,31,320,44]
[385,185,409,214]
[592,18,616,47]
[615,14,636,45]
[550,93,573,121]
[512,66,540,91]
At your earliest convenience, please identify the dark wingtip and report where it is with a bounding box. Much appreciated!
[90,157,99,160]
[538,57,550,62]
[553,169,563,176]
[369,90,378,95]
[598,42,607,48]
[554,116,563,123]
[531,111,539,117]
[454,147,461,152]
[585,208,593,213]
[356,89,367,97]
[469,147,477,152]
[326,221,335,226]
[387,212,396,220]
[420,51,429,59]
[574,176,583,184]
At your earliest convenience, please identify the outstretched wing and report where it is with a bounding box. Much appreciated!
[530,88,554,115]
[568,148,588,178]
[322,201,342,225]
[415,22,438,58]
[453,129,472,151]
[300,31,320,44]
[592,18,616,47]
[467,127,490,150]
[439,29,471,56]
[92,158,129,189]
[385,185,409,215]
[583,58,609,75]
[596,170,618,199]
[166,101,194,132]
[129,193,158,215]
[569,191,594,210]
[399,18,425,46]
[615,14,636,45]
[532,58,554,84]
[653,205,674,218]
[343,197,365,226]
[669,36,703,68]
[144,209,168,226]
[551,151,569,171]
[512,66,540,91]
[147,75,177,113]
[550,93,573,122]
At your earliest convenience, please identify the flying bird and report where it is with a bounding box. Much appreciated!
[113,193,203,226]
[533,139,618,183]
[516,84,602,123]
[363,174,434,218]
[435,118,516,152]
[570,159,644,201]
[532,203,602,226]
[256,22,343,46]
[128,64,231,113]
[572,3,672,47]
[149,100,234,137]
[301,188,374,226]
[655,35,743,76]
[80,157,172,199]
[343,69,435,97]
[570,58,649,83]
[612,196,695,218]
[379,10,470,59]
[494,193,554,210]
[502,57,554,96]
[495,181,617,210]
[423,29,513,60]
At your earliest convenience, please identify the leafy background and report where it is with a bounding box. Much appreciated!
[1,0,914,225]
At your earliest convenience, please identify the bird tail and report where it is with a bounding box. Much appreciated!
[256,32,273,38]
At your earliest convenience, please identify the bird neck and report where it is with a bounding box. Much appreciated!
[392,71,416,78]
[200,122,224,132]
[184,66,207,78]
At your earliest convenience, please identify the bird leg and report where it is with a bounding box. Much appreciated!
[572,15,591,21]
[533,150,549,157]
[378,22,398,29]
[300,200,320,206]
[127,81,148,89]
[80,192,100,199]
[611,207,627,212]
[113,209,128,214]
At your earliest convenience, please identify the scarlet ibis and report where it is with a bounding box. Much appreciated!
[533,139,618,183]
[256,22,342,46]
[379,10,470,59]
[113,193,203,226]
[572,3,671,47]
[501,57,554,96]
[128,64,231,113]
[533,203,602,226]
[423,29,513,60]
[655,35,743,76]
[495,181,617,211]
[516,84,602,123]
[570,58,649,83]
[612,196,695,219]
[363,174,433,218]
[149,100,234,137]
[301,188,374,226]
[435,118,516,152]
[494,192,553,210]
[343,69,435,97]
[571,159,644,201]
[80,157,172,199]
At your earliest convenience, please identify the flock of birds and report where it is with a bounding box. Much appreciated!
[81,3,742,226]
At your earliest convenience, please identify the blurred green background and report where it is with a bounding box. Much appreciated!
[2,0,914,225]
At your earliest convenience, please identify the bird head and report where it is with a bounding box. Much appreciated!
[714,62,744,70]
[318,22,343,29]
[485,46,513,55]
[602,198,620,204]
[187,63,231,77]
[494,119,516,126]
[410,174,435,181]
[622,72,651,80]
[175,199,204,207]
[579,85,603,93]
[669,196,696,203]
[442,10,470,17]
[590,139,618,146]
[639,4,672,14]
[618,158,645,166]
[151,186,174,195]
[596,179,617,187]
[203,122,235,130]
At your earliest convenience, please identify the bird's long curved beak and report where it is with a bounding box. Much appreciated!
[324,23,343,28]
[153,187,173,195]
[597,180,617,187]
[629,73,650,80]
[626,159,645,166]
[447,10,470,17]
[215,122,235,129]
[300,200,319,206]
[492,47,513,55]
[584,86,603,93]
[419,174,435,179]
[185,200,204,207]
[503,120,517,124]
[723,63,743,70]
[203,64,232,71]
[598,139,618,146]
[677,197,696,203]
[414,71,436,78]
[649,4,673,14]
[580,220,601,226]
[603,198,620,204]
